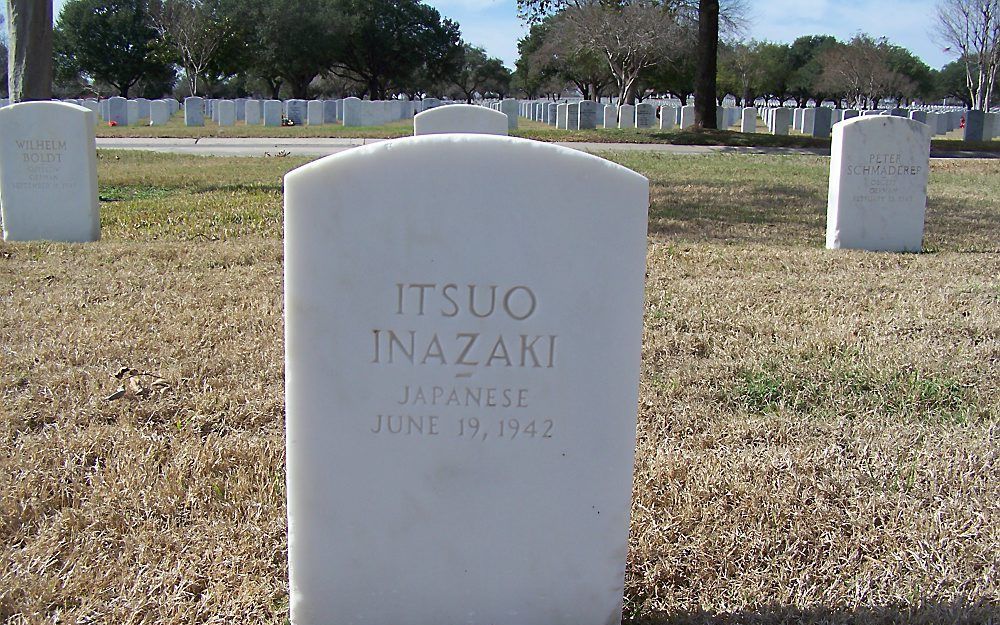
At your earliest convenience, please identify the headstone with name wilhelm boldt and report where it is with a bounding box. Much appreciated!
[283,134,649,625]
[0,102,100,242]
[826,115,931,253]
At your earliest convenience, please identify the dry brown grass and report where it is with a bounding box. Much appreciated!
[1,151,997,624]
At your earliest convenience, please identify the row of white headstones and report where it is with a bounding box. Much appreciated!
[0,100,931,624]
[49,93,997,140]
[514,99,999,141]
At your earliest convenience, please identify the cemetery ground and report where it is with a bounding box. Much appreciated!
[93,115,1000,154]
[2,150,998,624]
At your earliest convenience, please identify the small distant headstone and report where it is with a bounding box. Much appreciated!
[323,100,338,124]
[126,100,139,126]
[578,100,598,129]
[812,108,833,138]
[245,100,262,125]
[680,104,695,129]
[618,104,636,129]
[772,108,792,135]
[235,98,246,121]
[843,109,860,120]
[286,100,307,125]
[263,100,282,127]
[603,105,617,129]
[0,102,100,242]
[556,103,568,130]
[658,106,675,130]
[184,97,204,126]
[283,133,648,625]
[963,110,985,142]
[499,99,518,130]
[413,104,508,136]
[307,100,324,126]
[136,97,150,119]
[567,102,580,130]
[826,116,931,253]
[635,103,655,129]
[108,96,127,126]
[149,100,170,125]
[342,97,362,127]
[793,108,804,131]
[217,100,236,126]
[79,100,100,125]
[909,110,927,124]
[546,102,557,126]
[740,107,757,133]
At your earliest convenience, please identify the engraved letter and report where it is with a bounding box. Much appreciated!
[455,333,480,366]
[421,334,447,365]
[441,283,460,317]
[486,336,512,367]
[387,330,415,364]
[469,284,497,318]
[503,286,537,320]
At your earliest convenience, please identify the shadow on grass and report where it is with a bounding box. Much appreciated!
[648,180,825,246]
[626,598,998,625]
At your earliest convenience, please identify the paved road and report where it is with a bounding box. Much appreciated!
[95,137,830,158]
[95,137,997,159]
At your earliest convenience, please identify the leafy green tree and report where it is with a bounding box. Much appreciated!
[933,59,975,106]
[328,0,462,100]
[55,0,174,97]
[449,44,508,102]
[786,35,837,106]
[754,41,792,104]
[242,0,341,99]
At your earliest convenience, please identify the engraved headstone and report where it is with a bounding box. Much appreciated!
[578,100,598,129]
[283,134,648,625]
[963,110,985,142]
[413,104,508,136]
[635,103,655,128]
[567,102,580,130]
[245,99,262,125]
[0,102,100,242]
[826,116,931,252]
[287,99,307,125]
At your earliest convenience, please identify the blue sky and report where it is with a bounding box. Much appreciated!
[44,0,953,72]
[424,0,954,71]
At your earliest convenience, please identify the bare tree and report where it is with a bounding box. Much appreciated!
[935,0,1000,109]
[7,0,53,101]
[150,0,235,96]
[552,1,683,104]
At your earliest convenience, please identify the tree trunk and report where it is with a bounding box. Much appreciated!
[694,0,718,128]
[7,0,53,101]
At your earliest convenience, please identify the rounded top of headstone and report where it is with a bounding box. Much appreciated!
[413,104,509,136]
[0,100,92,118]
[286,134,647,192]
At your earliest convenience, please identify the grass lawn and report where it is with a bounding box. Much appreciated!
[96,113,1000,154]
[1,150,997,624]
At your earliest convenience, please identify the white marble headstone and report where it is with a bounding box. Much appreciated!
[827,116,931,252]
[0,102,100,242]
[413,104,508,136]
[283,134,648,625]
[184,97,204,126]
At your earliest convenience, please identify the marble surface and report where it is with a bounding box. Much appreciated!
[413,104,508,136]
[284,134,648,625]
[827,116,931,252]
[0,101,100,242]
